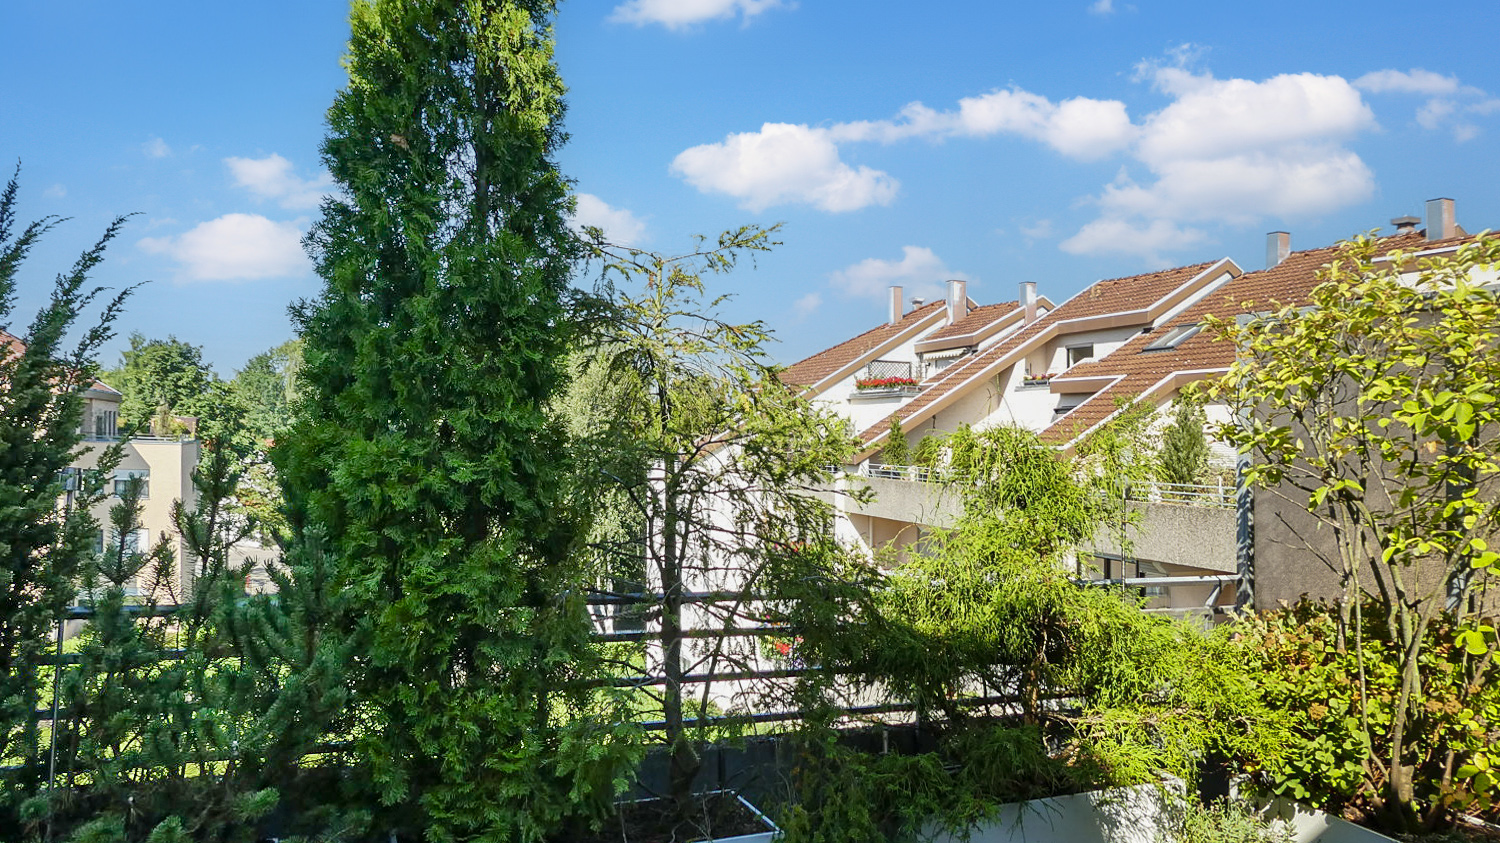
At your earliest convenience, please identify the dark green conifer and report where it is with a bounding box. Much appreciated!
[279,1,633,838]
[0,170,131,829]
[1158,394,1210,487]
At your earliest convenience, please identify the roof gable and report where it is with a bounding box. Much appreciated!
[854,259,1239,458]
[778,301,946,393]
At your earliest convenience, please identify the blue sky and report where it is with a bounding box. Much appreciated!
[3,0,1498,375]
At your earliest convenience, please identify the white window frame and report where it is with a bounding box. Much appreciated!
[114,469,149,499]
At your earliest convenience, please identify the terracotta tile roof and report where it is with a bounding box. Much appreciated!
[0,329,25,358]
[1,328,119,395]
[1039,230,1486,447]
[779,301,945,389]
[855,260,1230,456]
[916,301,1020,350]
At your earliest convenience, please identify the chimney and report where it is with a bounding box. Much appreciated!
[888,286,904,325]
[1425,197,1456,241]
[1020,281,1038,325]
[946,279,967,326]
[1266,231,1290,269]
[911,296,925,310]
[1391,216,1420,235]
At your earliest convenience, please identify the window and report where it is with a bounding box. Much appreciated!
[1053,398,1084,421]
[93,529,105,555]
[120,528,149,554]
[114,469,149,499]
[58,467,81,492]
[93,408,118,438]
[1066,344,1094,367]
[1144,324,1200,351]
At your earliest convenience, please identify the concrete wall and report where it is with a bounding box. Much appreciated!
[1092,500,1238,575]
[842,475,960,530]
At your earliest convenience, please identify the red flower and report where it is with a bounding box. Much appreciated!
[856,376,918,389]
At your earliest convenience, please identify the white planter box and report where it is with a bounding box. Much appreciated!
[920,785,1396,843]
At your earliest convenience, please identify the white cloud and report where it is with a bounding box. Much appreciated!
[829,246,969,304]
[674,89,1130,210]
[1089,0,1114,14]
[828,89,1136,161]
[1098,147,1375,224]
[1060,218,1208,265]
[138,214,309,281]
[1355,68,1497,141]
[143,137,171,159]
[1020,219,1054,241]
[674,52,1387,246]
[1134,71,1374,166]
[671,123,898,212]
[610,0,785,29]
[225,154,332,210]
[791,292,821,320]
[1354,68,1460,96]
[572,193,648,246]
[1061,64,1379,260]
[43,184,66,199]
[1416,99,1456,130]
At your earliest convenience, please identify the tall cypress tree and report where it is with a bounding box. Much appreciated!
[280,2,634,839]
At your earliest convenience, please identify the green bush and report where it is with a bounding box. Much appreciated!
[1229,602,1499,825]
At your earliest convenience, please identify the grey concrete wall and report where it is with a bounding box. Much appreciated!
[1092,501,1237,574]
[846,475,961,528]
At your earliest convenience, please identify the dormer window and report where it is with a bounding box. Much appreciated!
[1144,325,1200,351]
[1066,344,1094,368]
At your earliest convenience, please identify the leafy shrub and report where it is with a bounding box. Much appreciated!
[1228,602,1499,826]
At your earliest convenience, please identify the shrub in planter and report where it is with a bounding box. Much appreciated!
[1228,601,1500,828]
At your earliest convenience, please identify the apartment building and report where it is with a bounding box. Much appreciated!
[783,197,1493,616]
[781,260,1245,616]
[72,377,202,600]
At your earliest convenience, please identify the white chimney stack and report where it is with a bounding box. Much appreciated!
[947,279,967,326]
[888,286,904,325]
[1020,281,1038,325]
[1426,197,1456,241]
[1266,231,1290,269]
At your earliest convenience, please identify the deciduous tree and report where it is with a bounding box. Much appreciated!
[1208,233,1500,830]
[107,333,215,431]
[578,226,866,821]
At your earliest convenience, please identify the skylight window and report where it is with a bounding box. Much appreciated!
[1144,325,1200,351]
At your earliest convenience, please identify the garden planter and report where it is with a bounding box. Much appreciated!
[577,790,778,843]
[919,785,1398,843]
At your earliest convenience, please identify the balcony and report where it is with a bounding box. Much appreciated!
[851,360,920,399]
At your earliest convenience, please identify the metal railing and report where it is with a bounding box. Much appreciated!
[858,464,1237,511]
[81,434,194,444]
[1125,479,1235,509]
[862,359,913,381]
[860,462,947,483]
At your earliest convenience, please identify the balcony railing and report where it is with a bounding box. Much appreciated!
[859,465,1237,510]
[862,360,913,381]
[82,434,194,444]
[860,462,947,483]
[1125,479,1235,509]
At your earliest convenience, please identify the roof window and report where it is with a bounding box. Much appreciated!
[1143,325,1200,351]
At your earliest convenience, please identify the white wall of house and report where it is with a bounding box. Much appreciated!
[1042,326,1141,376]
[979,363,1059,431]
